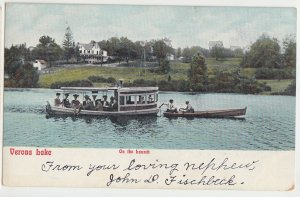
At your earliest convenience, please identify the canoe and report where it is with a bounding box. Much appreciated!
[163,107,247,118]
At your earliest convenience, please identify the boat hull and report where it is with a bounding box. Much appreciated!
[163,107,247,118]
[46,105,159,117]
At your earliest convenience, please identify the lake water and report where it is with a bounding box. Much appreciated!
[3,88,295,150]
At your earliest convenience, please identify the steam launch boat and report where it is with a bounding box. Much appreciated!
[46,86,159,116]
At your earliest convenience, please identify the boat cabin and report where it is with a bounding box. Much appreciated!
[48,86,159,116]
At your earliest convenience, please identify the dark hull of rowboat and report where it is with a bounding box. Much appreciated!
[163,107,247,118]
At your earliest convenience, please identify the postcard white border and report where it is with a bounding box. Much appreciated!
[0,0,299,196]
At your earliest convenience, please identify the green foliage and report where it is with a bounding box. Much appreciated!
[62,26,75,62]
[233,48,244,58]
[241,34,282,68]
[5,62,39,88]
[159,59,171,74]
[176,47,182,58]
[88,76,116,83]
[182,46,209,63]
[32,35,63,66]
[189,53,207,85]
[50,80,93,89]
[4,44,39,88]
[281,80,296,96]
[283,35,296,68]
[209,46,226,60]
[255,68,295,80]
[4,44,30,74]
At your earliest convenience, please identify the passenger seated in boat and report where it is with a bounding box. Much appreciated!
[54,93,62,106]
[180,101,194,113]
[102,95,110,107]
[95,98,102,106]
[138,96,145,104]
[109,96,115,106]
[95,100,103,111]
[148,95,154,103]
[62,93,71,108]
[71,94,81,108]
[111,98,118,111]
[165,99,178,113]
[92,95,97,108]
[82,95,94,110]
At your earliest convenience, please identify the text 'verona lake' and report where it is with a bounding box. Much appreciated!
[3,88,295,150]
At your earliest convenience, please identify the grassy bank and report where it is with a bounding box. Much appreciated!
[39,58,241,88]
[38,58,293,95]
[258,79,294,94]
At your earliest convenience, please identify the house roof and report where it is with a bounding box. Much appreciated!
[39,60,47,64]
[79,43,100,50]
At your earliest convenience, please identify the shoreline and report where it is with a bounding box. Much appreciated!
[3,87,295,97]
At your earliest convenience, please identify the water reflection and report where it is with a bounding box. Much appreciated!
[3,89,296,150]
[110,115,158,127]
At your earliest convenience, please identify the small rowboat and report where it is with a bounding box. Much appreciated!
[163,107,247,118]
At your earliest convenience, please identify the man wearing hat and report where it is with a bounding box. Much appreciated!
[54,93,62,106]
[167,99,177,113]
[63,93,71,108]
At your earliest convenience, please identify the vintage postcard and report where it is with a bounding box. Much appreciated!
[1,0,297,191]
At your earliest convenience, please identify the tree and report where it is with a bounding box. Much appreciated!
[176,47,182,59]
[62,26,75,62]
[241,34,282,68]
[210,46,225,60]
[189,53,207,90]
[4,45,39,88]
[117,37,137,63]
[182,46,209,63]
[4,44,29,75]
[283,35,296,67]
[233,48,244,58]
[152,38,174,67]
[33,35,63,66]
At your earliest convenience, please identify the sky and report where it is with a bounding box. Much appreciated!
[4,3,297,49]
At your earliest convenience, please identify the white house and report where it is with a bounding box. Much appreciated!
[166,53,175,61]
[28,46,35,52]
[208,41,224,50]
[230,46,242,51]
[78,41,108,64]
[33,59,47,70]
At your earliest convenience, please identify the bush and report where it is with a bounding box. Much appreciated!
[275,80,296,96]
[159,59,171,74]
[255,68,295,79]
[4,62,39,88]
[50,80,93,89]
[107,77,116,83]
[88,76,116,83]
[124,79,157,87]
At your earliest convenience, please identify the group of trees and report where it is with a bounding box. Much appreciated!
[241,34,296,69]
[4,26,79,87]
[210,46,243,60]
[98,37,174,73]
[176,45,244,63]
[4,44,39,88]
[241,34,296,84]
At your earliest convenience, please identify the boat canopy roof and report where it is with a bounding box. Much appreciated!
[60,87,158,93]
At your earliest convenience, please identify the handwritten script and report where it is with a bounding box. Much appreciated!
[41,157,259,187]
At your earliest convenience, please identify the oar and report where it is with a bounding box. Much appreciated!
[157,103,166,117]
